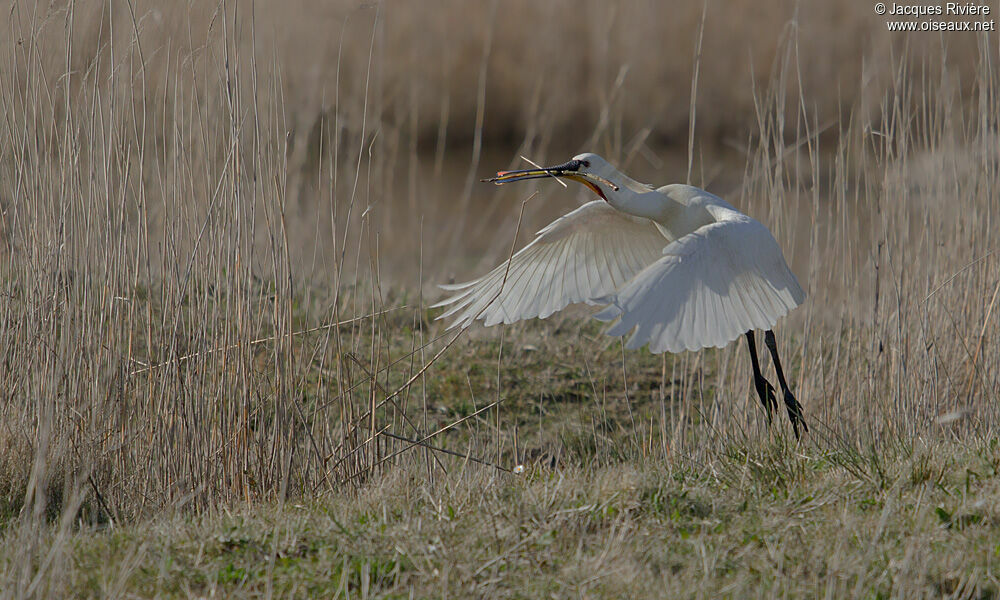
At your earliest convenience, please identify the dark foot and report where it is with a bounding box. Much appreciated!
[781,388,808,439]
[764,330,808,440]
[753,374,778,420]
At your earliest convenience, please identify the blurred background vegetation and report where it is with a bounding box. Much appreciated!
[1,4,999,595]
[5,0,990,280]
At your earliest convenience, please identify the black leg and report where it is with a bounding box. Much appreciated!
[745,331,776,420]
[764,330,808,439]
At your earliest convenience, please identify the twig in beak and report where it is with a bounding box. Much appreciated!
[580,172,619,191]
[520,155,568,188]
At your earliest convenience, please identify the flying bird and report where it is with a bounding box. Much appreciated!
[434,153,807,437]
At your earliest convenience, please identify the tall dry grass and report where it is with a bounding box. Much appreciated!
[0,0,998,594]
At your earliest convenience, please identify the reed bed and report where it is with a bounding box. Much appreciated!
[0,1,997,597]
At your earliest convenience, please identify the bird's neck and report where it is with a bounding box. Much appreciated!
[602,175,666,221]
[604,181,724,242]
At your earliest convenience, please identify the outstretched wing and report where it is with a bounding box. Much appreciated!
[595,216,805,353]
[434,201,666,329]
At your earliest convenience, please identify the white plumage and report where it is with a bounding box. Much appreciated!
[436,152,809,436]
[594,212,804,353]
[433,201,665,328]
[434,156,804,354]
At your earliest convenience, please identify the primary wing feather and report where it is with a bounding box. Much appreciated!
[594,216,805,353]
[433,201,666,329]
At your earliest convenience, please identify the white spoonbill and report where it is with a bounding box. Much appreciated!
[434,153,807,437]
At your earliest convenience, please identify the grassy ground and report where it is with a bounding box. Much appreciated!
[9,385,1000,597]
[2,2,999,598]
[4,319,1000,598]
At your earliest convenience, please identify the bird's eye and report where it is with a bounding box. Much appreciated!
[581,160,590,167]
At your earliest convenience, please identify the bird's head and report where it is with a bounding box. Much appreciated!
[482,152,619,201]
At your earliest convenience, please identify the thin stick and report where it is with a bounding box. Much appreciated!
[963,276,1000,401]
[495,324,505,464]
[621,339,640,450]
[373,192,537,410]
[338,192,537,479]
[519,155,567,188]
[922,250,996,304]
[339,394,511,483]
[686,0,708,185]
[380,431,509,472]
[129,308,402,375]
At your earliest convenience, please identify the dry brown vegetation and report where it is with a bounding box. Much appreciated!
[1,1,999,598]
